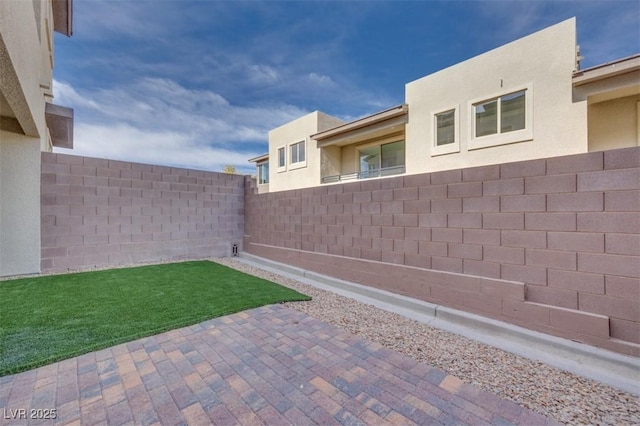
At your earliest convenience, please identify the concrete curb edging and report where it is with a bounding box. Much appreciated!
[236,252,640,396]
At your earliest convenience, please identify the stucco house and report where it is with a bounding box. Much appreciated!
[0,0,74,277]
[250,18,640,193]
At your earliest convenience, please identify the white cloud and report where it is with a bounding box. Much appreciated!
[53,80,103,112]
[55,1,396,128]
[247,64,280,85]
[71,1,194,41]
[308,73,336,87]
[52,78,309,173]
[55,123,259,174]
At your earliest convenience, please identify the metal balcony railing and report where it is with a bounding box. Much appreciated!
[321,165,405,184]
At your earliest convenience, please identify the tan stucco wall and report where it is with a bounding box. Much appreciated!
[268,111,344,192]
[321,145,341,178]
[588,95,640,151]
[0,0,56,276]
[340,144,357,175]
[0,132,42,276]
[0,0,54,147]
[405,18,587,175]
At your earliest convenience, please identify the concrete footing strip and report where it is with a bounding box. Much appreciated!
[236,252,640,395]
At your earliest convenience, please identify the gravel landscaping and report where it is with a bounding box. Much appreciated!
[215,257,640,426]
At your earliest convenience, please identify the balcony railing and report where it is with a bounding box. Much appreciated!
[321,165,405,184]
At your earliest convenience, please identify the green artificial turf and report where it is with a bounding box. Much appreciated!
[0,260,310,376]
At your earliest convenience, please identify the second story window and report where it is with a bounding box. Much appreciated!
[469,85,532,150]
[290,141,305,164]
[278,147,285,168]
[435,109,455,146]
[432,106,460,156]
[474,90,526,137]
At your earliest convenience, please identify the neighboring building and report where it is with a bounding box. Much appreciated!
[250,18,640,192]
[574,54,640,151]
[248,153,270,194]
[257,111,346,194]
[0,0,74,276]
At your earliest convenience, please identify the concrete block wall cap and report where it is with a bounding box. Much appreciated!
[430,306,638,394]
[435,305,622,360]
[240,252,306,277]
[241,252,439,317]
[433,315,640,395]
[238,251,640,395]
[303,270,439,317]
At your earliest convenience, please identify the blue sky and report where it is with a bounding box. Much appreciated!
[52,1,640,175]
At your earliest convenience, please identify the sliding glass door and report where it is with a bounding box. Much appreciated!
[358,140,405,178]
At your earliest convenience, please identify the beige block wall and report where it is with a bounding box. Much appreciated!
[589,95,640,151]
[244,147,640,356]
[40,153,245,273]
[405,18,587,175]
[0,132,42,276]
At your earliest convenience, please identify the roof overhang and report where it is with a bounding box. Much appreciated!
[312,104,408,148]
[248,153,269,163]
[0,38,39,136]
[573,54,640,86]
[45,103,74,149]
[52,0,73,37]
[573,54,640,104]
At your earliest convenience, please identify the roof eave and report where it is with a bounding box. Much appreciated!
[312,104,408,141]
[248,153,269,163]
[52,0,73,37]
[573,54,640,86]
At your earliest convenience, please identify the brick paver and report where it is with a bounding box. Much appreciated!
[0,305,558,425]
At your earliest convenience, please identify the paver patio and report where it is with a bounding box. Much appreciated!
[0,305,558,425]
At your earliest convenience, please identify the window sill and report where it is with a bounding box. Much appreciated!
[289,161,307,171]
[431,143,460,156]
[468,129,533,150]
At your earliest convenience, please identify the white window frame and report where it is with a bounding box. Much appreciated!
[277,146,287,173]
[468,83,533,150]
[288,139,307,170]
[431,105,460,156]
[257,161,269,185]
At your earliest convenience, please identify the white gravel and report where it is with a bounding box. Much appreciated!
[215,257,640,426]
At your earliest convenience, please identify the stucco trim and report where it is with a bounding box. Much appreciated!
[45,102,73,148]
